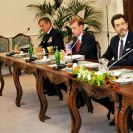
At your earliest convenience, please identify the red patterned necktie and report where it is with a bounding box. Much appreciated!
[119,39,124,58]
[76,39,80,52]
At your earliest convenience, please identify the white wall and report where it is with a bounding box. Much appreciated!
[0,0,44,37]
[0,0,123,53]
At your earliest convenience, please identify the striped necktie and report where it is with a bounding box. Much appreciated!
[119,39,124,58]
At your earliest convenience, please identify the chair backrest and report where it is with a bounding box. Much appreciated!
[12,33,31,49]
[0,35,10,52]
[96,41,101,59]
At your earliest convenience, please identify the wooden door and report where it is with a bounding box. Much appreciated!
[123,0,133,31]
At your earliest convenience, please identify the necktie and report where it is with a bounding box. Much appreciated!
[119,39,124,58]
[76,39,80,52]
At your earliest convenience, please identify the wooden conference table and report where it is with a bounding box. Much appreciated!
[0,53,71,122]
[114,84,133,133]
[0,53,133,133]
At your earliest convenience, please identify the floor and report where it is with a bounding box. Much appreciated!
[0,73,116,133]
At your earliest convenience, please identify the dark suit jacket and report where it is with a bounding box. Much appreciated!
[72,31,97,59]
[39,28,64,53]
[102,31,133,66]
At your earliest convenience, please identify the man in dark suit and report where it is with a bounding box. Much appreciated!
[69,17,98,108]
[102,14,133,66]
[38,17,64,53]
[93,14,133,127]
[38,17,65,96]
[69,17,98,59]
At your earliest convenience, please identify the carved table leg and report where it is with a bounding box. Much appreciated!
[0,62,4,96]
[13,63,23,107]
[119,97,132,133]
[113,92,121,133]
[35,70,48,122]
[67,80,81,133]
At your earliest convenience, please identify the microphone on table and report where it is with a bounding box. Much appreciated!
[70,39,79,51]
[53,39,78,70]
[66,39,79,61]
[17,27,30,46]
[108,48,133,70]
[64,39,80,71]
[71,39,82,64]
[14,28,30,52]
[66,38,79,54]
[6,28,30,56]
[53,39,79,70]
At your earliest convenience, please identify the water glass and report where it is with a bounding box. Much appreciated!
[60,50,65,64]
[98,58,108,73]
[47,46,54,55]
[37,47,44,60]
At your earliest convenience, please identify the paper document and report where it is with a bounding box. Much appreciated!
[78,61,99,67]
[47,64,57,67]
[65,54,85,60]
[110,69,133,84]
[19,45,29,49]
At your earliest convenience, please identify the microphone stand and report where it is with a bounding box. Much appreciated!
[70,39,78,50]
[70,39,79,71]
[108,48,133,70]
[15,28,30,50]
[6,28,30,56]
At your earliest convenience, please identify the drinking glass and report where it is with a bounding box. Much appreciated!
[98,58,109,73]
[47,46,54,55]
[60,50,65,64]
[37,46,44,60]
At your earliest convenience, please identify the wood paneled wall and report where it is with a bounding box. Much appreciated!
[123,0,133,31]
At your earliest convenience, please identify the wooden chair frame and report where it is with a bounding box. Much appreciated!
[0,35,12,74]
[12,33,31,50]
[0,35,10,52]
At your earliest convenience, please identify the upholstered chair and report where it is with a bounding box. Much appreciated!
[0,35,12,74]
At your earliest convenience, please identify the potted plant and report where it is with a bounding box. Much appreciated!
[27,0,102,41]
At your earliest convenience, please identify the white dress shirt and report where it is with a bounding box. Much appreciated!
[118,32,128,59]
